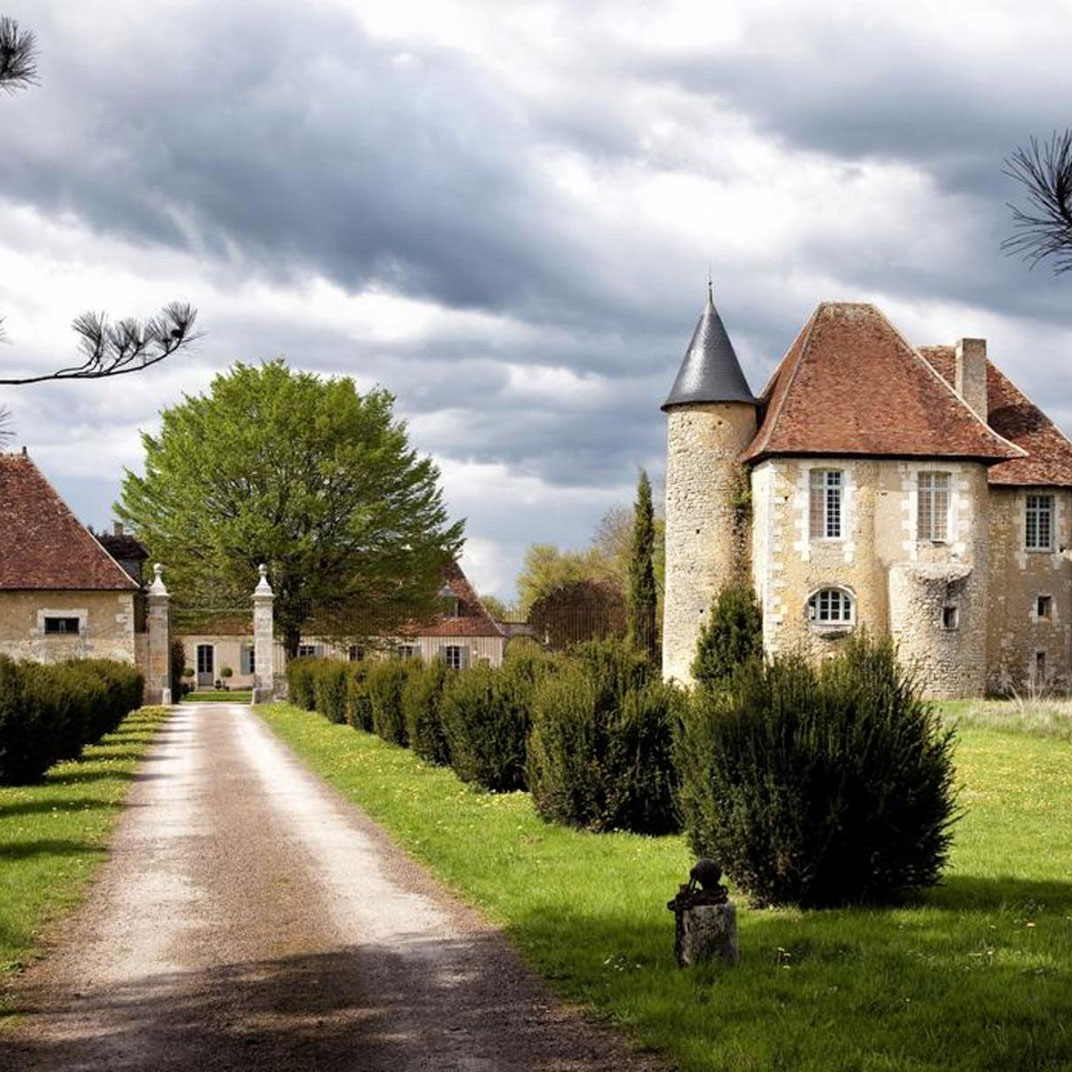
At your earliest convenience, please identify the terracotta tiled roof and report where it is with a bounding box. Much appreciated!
[917,346,1072,487]
[401,560,505,638]
[0,452,138,591]
[985,364,1072,487]
[743,303,1025,465]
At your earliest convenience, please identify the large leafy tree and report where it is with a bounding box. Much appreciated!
[626,468,658,661]
[118,360,464,655]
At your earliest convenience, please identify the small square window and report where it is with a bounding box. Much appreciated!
[348,645,364,662]
[942,606,959,630]
[44,617,80,635]
[1037,595,1053,620]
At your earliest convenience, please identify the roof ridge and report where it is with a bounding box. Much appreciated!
[870,306,1027,460]
[744,305,822,460]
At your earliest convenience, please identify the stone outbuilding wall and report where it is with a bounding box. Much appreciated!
[0,589,137,664]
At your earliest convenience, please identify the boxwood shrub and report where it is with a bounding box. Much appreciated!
[366,660,415,746]
[440,664,530,792]
[528,639,682,834]
[402,659,451,765]
[0,656,145,785]
[675,635,958,908]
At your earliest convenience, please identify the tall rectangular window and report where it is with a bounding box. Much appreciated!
[240,646,255,675]
[917,472,951,542]
[1025,494,1054,551]
[809,469,843,539]
[440,645,470,670]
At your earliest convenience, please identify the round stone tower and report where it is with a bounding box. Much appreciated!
[662,286,757,684]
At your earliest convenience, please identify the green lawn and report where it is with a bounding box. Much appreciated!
[0,706,171,1015]
[183,690,253,703]
[259,702,1072,1072]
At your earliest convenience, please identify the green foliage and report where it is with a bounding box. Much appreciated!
[528,639,681,834]
[285,657,318,711]
[0,657,144,785]
[626,469,658,662]
[312,661,349,724]
[366,660,415,746]
[117,360,464,654]
[402,659,451,764]
[440,665,529,791]
[169,639,187,696]
[676,635,959,908]
[690,581,763,690]
[345,661,373,732]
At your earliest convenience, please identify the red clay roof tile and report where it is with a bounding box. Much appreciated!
[743,303,1025,465]
[0,453,138,591]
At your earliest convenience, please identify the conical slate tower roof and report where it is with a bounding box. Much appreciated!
[662,285,755,411]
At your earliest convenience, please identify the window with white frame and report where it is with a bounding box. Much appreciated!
[1025,494,1054,551]
[396,644,418,660]
[809,469,843,539]
[297,644,317,659]
[348,645,364,662]
[917,472,951,542]
[440,644,470,670]
[43,616,80,635]
[806,588,854,625]
[240,645,255,675]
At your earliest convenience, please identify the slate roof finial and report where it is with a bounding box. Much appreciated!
[661,284,755,411]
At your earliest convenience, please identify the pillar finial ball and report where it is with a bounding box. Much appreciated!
[259,563,268,578]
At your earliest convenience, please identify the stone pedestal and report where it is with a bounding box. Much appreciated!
[146,564,172,705]
[676,903,739,967]
[252,564,276,703]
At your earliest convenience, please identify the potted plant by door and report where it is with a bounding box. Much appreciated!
[220,666,233,691]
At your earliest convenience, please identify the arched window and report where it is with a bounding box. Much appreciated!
[806,587,854,625]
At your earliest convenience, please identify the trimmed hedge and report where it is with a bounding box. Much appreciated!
[367,660,416,746]
[528,639,682,834]
[675,634,958,908]
[312,661,349,724]
[402,659,451,765]
[285,657,318,711]
[345,661,373,732]
[440,664,531,792]
[0,656,145,785]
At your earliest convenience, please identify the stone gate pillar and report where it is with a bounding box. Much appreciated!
[146,564,172,705]
[252,564,277,703]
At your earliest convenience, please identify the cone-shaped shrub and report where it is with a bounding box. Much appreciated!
[528,641,682,834]
[345,661,373,732]
[403,659,451,764]
[441,665,529,791]
[676,635,958,908]
[367,660,415,746]
[691,582,762,691]
[0,657,54,784]
[312,661,349,724]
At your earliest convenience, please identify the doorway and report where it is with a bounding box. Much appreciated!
[196,644,215,688]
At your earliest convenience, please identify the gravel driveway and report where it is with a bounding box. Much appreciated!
[3,704,663,1071]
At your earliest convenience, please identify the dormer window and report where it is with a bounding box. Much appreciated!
[809,469,843,539]
[917,472,950,542]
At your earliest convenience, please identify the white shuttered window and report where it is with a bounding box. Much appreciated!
[809,470,843,539]
[917,472,951,542]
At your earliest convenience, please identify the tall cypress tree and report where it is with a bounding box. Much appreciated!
[627,468,658,662]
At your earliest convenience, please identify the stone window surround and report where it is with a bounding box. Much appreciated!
[808,468,844,541]
[1025,493,1055,553]
[36,607,87,638]
[804,585,856,632]
[916,470,952,543]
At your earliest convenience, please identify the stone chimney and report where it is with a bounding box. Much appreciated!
[955,338,987,421]
[113,521,124,536]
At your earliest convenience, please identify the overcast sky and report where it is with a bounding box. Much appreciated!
[3,0,1072,599]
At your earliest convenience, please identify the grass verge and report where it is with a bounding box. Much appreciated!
[0,706,171,1018]
[183,690,253,703]
[260,702,1072,1072]
[940,697,1072,742]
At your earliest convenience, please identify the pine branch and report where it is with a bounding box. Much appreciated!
[1002,130,1072,274]
[0,17,37,93]
[0,303,200,385]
